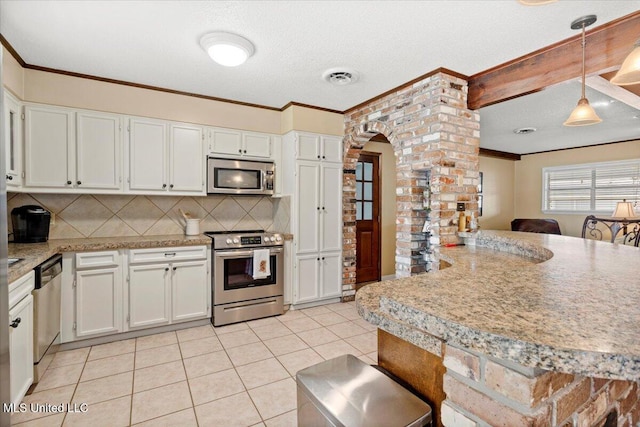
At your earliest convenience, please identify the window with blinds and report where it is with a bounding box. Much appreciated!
[542,159,640,214]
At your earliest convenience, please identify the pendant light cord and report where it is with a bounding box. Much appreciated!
[581,23,586,100]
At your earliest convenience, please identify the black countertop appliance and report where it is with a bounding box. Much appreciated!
[11,205,51,243]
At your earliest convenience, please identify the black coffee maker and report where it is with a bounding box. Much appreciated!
[11,205,51,243]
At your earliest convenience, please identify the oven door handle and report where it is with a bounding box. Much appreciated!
[215,248,283,258]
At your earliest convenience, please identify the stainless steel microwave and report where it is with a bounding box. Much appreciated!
[207,157,275,195]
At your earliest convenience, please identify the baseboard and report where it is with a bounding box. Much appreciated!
[381,274,397,281]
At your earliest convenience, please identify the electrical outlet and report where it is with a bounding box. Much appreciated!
[456,203,466,212]
[51,212,56,225]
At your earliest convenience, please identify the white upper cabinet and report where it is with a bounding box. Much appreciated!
[24,105,122,192]
[208,128,242,156]
[76,111,122,190]
[128,117,167,192]
[320,136,343,163]
[242,132,272,158]
[4,92,23,188]
[295,132,342,162]
[169,124,205,193]
[127,117,205,195]
[24,105,75,189]
[208,127,272,159]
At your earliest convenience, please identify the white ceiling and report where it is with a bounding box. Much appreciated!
[1,0,640,154]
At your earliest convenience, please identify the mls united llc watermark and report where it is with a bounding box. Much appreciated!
[3,402,88,413]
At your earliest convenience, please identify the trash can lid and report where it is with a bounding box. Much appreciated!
[296,354,432,427]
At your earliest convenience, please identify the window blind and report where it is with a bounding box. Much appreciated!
[542,159,640,214]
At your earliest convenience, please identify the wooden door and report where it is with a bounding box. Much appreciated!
[356,153,381,284]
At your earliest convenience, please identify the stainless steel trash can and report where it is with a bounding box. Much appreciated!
[296,354,432,427]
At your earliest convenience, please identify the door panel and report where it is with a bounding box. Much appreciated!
[129,118,166,192]
[295,162,320,254]
[320,163,342,252]
[76,112,121,190]
[356,153,381,283]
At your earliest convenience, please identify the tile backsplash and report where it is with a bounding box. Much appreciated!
[7,193,290,239]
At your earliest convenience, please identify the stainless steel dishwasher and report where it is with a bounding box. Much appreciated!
[32,254,62,383]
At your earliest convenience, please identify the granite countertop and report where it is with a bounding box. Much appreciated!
[8,234,211,283]
[357,230,640,380]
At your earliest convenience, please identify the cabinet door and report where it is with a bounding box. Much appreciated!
[9,294,33,406]
[128,118,167,192]
[242,132,271,158]
[320,252,342,299]
[321,136,343,163]
[171,260,208,322]
[169,124,204,193]
[296,161,320,254]
[296,133,320,161]
[76,267,122,337]
[129,264,171,328]
[321,163,343,252]
[76,111,122,190]
[209,128,242,156]
[4,93,22,187]
[24,105,74,188]
[294,255,320,304]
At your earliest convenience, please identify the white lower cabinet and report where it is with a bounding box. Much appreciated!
[74,251,123,338]
[61,246,210,343]
[128,263,171,328]
[293,251,342,305]
[172,260,209,322]
[8,271,35,406]
[128,246,210,329]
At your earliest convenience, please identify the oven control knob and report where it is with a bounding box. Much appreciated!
[275,236,282,242]
[226,239,233,244]
[264,237,271,242]
[232,238,240,244]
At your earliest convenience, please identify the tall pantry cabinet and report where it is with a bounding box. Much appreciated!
[282,132,343,306]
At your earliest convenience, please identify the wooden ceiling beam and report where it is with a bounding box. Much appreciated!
[467,11,640,110]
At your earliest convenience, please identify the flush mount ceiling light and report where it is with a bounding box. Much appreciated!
[611,39,640,86]
[564,15,602,127]
[513,127,537,135]
[200,32,254,67]
[322,68,360,86]
[517,0,558,5]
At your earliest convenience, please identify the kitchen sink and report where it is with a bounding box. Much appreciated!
[8,258,23,266]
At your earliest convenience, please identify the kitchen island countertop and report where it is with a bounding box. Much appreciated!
[357,230,640,380]
[8,234,211,283]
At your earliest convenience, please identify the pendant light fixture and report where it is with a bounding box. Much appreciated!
[611,39,640,86]
[563,15,602,127]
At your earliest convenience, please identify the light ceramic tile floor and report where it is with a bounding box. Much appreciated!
[12,301,377,427]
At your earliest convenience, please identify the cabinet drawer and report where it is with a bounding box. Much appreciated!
[76,251,120,269]
[8,271,35,309]
[129,246,207,264]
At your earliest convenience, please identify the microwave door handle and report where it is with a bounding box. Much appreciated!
[262,170,267,191]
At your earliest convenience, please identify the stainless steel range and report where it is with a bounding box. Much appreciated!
[206,230,284,326]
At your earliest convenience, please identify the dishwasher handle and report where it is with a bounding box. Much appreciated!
[34,253,63,289]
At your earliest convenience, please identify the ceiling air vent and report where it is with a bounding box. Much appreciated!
[322,68,360,86]
[513,127,537,135]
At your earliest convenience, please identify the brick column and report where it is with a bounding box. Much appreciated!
[343,71,480,298]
